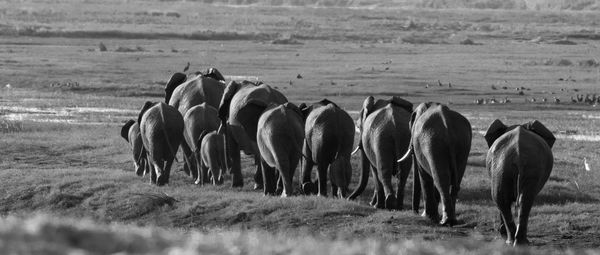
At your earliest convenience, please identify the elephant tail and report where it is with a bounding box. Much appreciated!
[159,105,179,162]
[348,146,369,200]
[440,107,458,192]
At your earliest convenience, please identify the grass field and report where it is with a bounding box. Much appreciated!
[1,0,600,254]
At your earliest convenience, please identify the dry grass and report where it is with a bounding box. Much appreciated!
[1,214,597,255]
[1,1,600,253]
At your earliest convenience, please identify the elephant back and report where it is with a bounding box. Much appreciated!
[169,76,225,115]
[228,84,288,135]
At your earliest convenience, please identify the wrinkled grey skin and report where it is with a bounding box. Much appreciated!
[138,101,184,186]
[299,99,354,198]
[399,102,472,226]
[348,96,413,210]
[183,103,220,185]
[199,130,226,186]
[484,119,555,246]
[256,103,305,196]
[120,119,148,176]
[164,70,225,180]
[217,80,288,188]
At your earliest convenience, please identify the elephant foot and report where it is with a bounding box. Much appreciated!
[499,225,507,239]
[275,187,283,196]
[423,211,440,223]
[513,237,530,246]
[301,182,317,195]
[232,177,244,188]
[194,179,201,185]
[505,238,516,245]
[439,217,457,227]
[385,195,398,210]
[253,183,263,190]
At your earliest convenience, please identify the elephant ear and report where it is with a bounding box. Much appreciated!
[484,119,508,148]
[121,119,135,142]
[362,96,376,118]
[241,80,258,86]
[389,96,413,113]
[164,72,187,104]
[138,101,156,126]
[298,102,312,119]
[318,98,338,108]
[218,81,242,123]
[237,99,269,142]
[205,68,225,82]
[409,103,428,130]
[523,120,556,148]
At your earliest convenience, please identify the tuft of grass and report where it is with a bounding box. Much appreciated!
[1,214,597,255]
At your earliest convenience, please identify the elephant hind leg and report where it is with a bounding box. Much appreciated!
[396,161,411,210]
[181,142,194,178]
[514,187,537,246]
[372,166,385,209]
[316,163,329,197]
[253,154,263,190]
[261,159,277,195]
[429,168,454,226]
[301,157,317,195]
[280,154,300,197]
[377,166,397,210]
[227,132,243,188]
[162,159,174,185]
[498,203,516,245]
[419,170,440,223]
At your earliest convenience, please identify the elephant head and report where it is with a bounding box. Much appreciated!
[354,96,413,155]
[484,119,555,148]
[298,98,338,117]
[397,102,440,163]
[138,101,156,126]
[204,67,225,83]
[217,81,242,128]
[164,72,187,104]
[121,119,147,176]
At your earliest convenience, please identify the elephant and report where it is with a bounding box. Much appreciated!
[120,119,148,176]
[164,69,225,180]
[182,103,220,185]
[484,119,555,246]
[138,101,184,186]
[217,80,288,188]
[398,102,472,226]
[256,102,305,196]
[198,130,227,185]
[299,99,355,198]
[348,96,413,210]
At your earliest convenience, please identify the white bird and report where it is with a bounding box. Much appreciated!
[5,84,11,89]
[584,157,591,171]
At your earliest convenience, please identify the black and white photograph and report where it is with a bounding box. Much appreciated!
[0,0,599,254]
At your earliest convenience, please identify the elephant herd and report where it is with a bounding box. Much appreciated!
[120,68,556,246]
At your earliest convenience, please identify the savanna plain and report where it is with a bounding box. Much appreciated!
[1,0,600,254]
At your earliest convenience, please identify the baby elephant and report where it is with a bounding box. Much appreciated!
[484,119,555,246]
[197,130,226,185]
[120,119,147,176]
